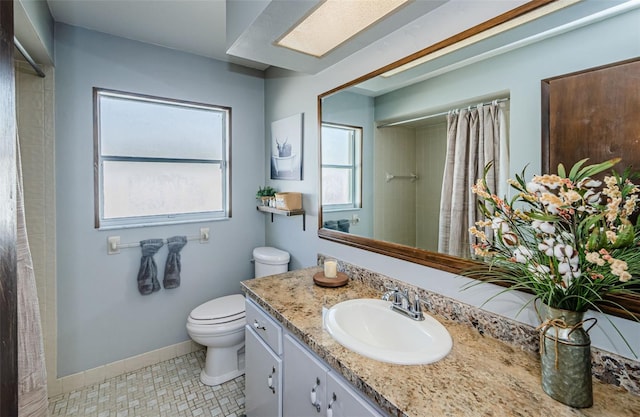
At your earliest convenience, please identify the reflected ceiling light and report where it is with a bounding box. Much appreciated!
[381,0,581,78]
[276,0,410,58]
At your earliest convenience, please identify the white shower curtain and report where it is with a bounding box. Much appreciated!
[16,135,49,416]
[438,102,507,258]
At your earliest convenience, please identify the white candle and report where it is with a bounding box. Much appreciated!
[324,260,337,278]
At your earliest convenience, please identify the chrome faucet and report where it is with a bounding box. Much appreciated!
[381,286,424,321]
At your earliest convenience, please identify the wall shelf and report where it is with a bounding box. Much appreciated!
[257,206,306,231]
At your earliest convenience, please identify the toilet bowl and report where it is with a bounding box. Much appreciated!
[187,247,290,386]
[186,294,246,386]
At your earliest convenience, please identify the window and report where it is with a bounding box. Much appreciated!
[321,123,362,210]
[94,88,231,229]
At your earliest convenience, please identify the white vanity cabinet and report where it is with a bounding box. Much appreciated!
[245,298,388,417]
[283,335,330,416]
[283,335,387,417]
[325,371,387,417]
[245,299,283,417]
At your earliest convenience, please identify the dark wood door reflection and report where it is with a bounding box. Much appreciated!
[542,57,640,175]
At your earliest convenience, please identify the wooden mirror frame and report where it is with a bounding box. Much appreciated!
[317,0,640,320]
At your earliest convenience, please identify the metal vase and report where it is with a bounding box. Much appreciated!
[538,303,595,408]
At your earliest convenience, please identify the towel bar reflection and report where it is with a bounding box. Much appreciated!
[107,228,209,255]
[385,172,419,182]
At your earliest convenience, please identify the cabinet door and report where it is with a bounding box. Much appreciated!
[246,327,283,417]
[283,335,330,417]
[326,372,387,417]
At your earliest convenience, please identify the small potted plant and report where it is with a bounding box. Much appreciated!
[256,186,277,206]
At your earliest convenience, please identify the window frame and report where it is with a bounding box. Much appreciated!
[321,122,363,211]
[93,88,232,229]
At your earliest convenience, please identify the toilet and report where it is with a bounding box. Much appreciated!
[186,246,290,386]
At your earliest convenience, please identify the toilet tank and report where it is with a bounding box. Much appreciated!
[253,247,290,278]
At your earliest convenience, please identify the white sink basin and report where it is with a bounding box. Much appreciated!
[324,298,452,365]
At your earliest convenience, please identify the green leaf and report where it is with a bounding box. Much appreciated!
[574,158,621,181]
[528,212,561,221]
[568,158,589,179]
[557,163,566,178]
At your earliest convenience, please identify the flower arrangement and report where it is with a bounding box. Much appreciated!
[467,158,640,314]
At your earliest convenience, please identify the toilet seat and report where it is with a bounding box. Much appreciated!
[188,294,246,326]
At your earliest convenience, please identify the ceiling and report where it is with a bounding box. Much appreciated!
[44,0,456,73]
[24,1,631,86]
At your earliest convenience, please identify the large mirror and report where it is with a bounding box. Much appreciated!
[319,0,640,317]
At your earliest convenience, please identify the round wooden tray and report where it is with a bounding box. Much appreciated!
[313,271,349,288]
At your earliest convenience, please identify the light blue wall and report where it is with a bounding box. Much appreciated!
[55,23,266,376]
[265,8,640,359]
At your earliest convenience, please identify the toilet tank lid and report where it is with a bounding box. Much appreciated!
[190,294,245,320]
[253,247,290,264]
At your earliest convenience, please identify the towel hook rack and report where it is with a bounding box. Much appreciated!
[385,172,419,182]
[107,228,210,255]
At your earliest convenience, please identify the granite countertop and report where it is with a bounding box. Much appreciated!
[241,267,640,417]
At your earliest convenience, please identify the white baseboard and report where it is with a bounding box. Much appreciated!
[48,340,204,397]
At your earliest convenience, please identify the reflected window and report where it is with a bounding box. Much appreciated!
[321,123,362,210]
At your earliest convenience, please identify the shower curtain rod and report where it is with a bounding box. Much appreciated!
[377,97,509,128]
[14,37,45,78]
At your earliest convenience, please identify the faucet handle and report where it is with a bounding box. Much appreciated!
[392,291,403,306]
[412,295,422,314]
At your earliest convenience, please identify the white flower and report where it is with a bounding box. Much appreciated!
[538,238,555,257]
[526,181,547,194]
[558,261,571,275]
[501,232,518,246]
[562,272,574,289]
[535,264,551,275]
[539,193,564,214]
[553,243,574,261]
[532,220,555,234]
[584,190,601,204]
[513,246,533,264]
[559,260,581,290]
[579,178,602,188]
[527,263,550,281]
[491,217,510,233]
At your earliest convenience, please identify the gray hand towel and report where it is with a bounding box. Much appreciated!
[137,239,164,295]
[337,219,350,233]
[163,236,187,289]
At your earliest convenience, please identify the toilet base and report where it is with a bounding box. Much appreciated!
[200,367,245,386]
[199,342,245,386]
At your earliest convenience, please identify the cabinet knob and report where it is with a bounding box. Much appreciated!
[327,392,336,417]
[310,377,321,412]
[267,366,276,394]
[253,319,266,331]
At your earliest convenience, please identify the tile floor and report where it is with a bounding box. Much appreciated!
[48,351,245,417]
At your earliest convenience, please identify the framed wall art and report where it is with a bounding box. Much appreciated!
[270,113,303,180]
